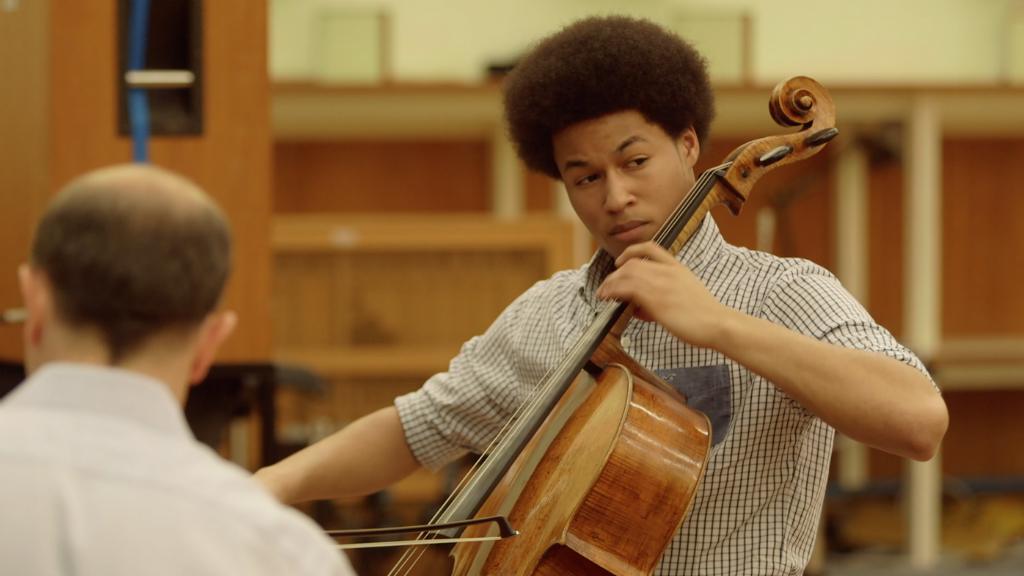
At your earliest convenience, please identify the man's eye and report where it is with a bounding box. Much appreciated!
[627,156,649,168]
[576,174,599,186]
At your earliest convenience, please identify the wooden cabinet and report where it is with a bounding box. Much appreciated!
[270,213,573,423]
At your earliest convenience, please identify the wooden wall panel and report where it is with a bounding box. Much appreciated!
[274,141,490,213]
[942,390,1024,477]
[0,0,50,359]
[46,0,272,361]
[942,138,1024,337]
[867,160,905,336]
[844,136,1024,339]
[935,137,1024,481]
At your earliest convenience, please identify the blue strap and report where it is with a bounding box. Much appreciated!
[127,0,151,163]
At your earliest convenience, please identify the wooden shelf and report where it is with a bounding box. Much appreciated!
[930,338,1024,391]
[273,82,503,140]
[275,345,459,379]
[273,81,1024,140]
[273,213,575,276]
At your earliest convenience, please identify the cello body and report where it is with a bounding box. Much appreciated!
[450,340,711,575]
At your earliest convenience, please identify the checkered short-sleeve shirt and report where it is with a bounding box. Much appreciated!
[395,215,930,575]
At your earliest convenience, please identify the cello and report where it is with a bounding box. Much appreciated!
[334,76,838,575]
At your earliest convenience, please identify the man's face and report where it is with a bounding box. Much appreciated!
[553,110,700,259]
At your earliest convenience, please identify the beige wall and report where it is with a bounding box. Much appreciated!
[271,0,1022,84]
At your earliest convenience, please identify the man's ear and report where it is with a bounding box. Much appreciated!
[187,310,237,386]
[17,264,49,348]
[676,127,701,167]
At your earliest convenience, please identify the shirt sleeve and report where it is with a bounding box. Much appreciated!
[758,259,935,386]
[394,284,538,471]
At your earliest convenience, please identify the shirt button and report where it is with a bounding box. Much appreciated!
[620,335,632,348]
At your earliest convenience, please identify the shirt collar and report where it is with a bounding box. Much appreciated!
[2,362,193,439]
[580,213,726,303]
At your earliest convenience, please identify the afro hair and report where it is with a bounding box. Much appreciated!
[503,15,715,179]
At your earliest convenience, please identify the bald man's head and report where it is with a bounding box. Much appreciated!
[30,164,231,362]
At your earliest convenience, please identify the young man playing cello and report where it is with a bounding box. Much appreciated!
[258,16,947,574]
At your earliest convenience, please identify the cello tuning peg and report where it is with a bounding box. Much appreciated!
[804,127,839,147]
[757,145,793,166]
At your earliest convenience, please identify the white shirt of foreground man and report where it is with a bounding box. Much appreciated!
[0,363,355,576]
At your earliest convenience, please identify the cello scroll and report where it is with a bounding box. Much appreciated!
[717,76,838,215]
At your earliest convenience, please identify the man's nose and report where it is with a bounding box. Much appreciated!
[604,173,634,212]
